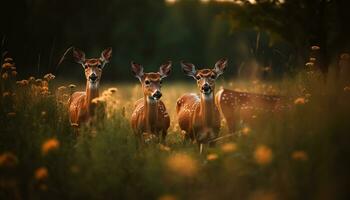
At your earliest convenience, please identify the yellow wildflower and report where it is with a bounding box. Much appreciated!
[207,153,218,161]
[68,84,76,89]
[309,57,316,62]
[159,144,171,152]
[0,152,18,167]
[305,62,314,67]
[43,73,55,81]
[294,97,307,105]
[28,76,35,83]
[108,87,118,94]
[167,153,197,177]
[2,72,9,80]
[254,145,273,165]
[242,127,251,135]
[158,194,177,200]
[34,167,48,180]
[35,79,42,85]
[221,142,237,153]
[291,150,308,161]
[4,57,13,62]
[41,138,60,155]
[2,62,12,70]
[311,45,320,51]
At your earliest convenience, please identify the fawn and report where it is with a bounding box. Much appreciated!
[215,88,291,135]
[176,59,227,150]
[130,61,171,144]
[68,47,112,126]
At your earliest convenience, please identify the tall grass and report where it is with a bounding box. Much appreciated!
[1,57,350,200]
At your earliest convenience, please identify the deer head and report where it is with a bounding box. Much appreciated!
[181,58,227,96]
[131,61,172,101]
[73,47,112,86]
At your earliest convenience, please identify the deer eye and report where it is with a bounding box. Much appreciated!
[160,80,163,84]
[145,80,150,85]
[97,64,102,69]
[211,74,216,79]
[195,75,201,80]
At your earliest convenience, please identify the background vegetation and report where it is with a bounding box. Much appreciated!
[1,0,350,199]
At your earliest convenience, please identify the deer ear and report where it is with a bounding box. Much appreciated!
[181,61,197,79]
[72,48,86,65]
[131,61,144,81]
[159,61,172,79]
[101,47,112,66]
[213,58,227,77]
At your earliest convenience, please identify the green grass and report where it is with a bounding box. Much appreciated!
[1,64,350,200]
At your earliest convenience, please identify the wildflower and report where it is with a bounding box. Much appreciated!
[108,87,118,94]
[0,152,18,167]
[207,153,218,161]
[16,80,28,87]
[242,127,251,135]
[167,153,198,177]
[92,96,106,104]
[34,167,48,180]
[1,63,12,70]
[305,62,314,67]
[221,142,237,153]
[7,112,16,118]
[41,138,60,155]
[158,194,177,200]
[311,45,320,51]
[35,79,42,85]
[254,145,273,165]
[159,144,171,152]
[294,97,307,105]
[2,72,8,80]
[291,150,308,161]
[28,76,35,83]
[309,57,316,62]
[4,57,13,62]
[57,86,67,91]
[43,73,55,81]
[68,84,76,89]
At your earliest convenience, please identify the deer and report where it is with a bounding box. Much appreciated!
[176,59,227,152]
[215,87,291,135]
[68,47,112,127]
[130,61,172,144]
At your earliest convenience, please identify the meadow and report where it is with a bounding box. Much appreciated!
[1,56,350,200]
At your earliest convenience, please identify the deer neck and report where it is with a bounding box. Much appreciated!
[144,96,158,132]
[199,92,215,127]
[85,81,99,114]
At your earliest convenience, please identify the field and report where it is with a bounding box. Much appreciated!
[1,58,350,200]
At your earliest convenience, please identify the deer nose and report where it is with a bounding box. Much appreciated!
[152,90,162,100]
[202,83,211,93]
[89,74,97,82]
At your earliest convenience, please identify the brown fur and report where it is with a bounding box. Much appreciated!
[215,88,291,133]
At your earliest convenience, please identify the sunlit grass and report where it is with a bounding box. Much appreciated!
[1,55,350,199]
